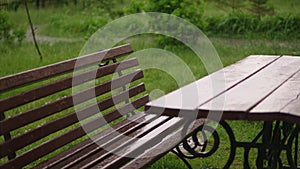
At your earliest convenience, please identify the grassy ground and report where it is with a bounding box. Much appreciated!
[1,0,300,168]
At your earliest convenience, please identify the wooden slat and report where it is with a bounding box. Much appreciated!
[121,119,206,169]
[39,113,157,169]
[281,98,300,122]
[0,69,144,135]
[0,44,133,92]
[34,112,148,168]
[250,69,300,123]
[97,117,185,169]
[0,58,139,112]
[75,116,174,169]
[198,56,300,120]
[146,55,280,116]
[0,95,149,169]
[61,115,167,169]
[0,84,146,158]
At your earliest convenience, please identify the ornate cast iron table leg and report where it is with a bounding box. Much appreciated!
[286,124,299,169]
[172,120,299,169]
[172,120,237,169]
[257,121,299,169]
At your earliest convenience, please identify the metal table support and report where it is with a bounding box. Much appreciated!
[172,121,299,169]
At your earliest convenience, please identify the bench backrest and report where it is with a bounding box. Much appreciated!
[0,44,149,168]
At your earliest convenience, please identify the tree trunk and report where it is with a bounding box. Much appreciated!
[36,0,39,8]
[41,0,45,8]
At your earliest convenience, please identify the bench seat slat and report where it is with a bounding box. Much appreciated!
[0,83,146,158]
[121,119,206,169]
[69,116,172,169]
[0,69,144,135]
[0,44,133,93]
[34,112,153,168]
[0,95,149,169]
[91,117,184,169]
[0,58,139,112]
[41,113,158,169]
[56,114,161,169]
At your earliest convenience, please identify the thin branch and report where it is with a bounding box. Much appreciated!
[24,0,43,61]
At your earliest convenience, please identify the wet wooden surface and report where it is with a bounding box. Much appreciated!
[146,55,300,124]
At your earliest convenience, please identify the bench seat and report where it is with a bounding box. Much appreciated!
[36,112,204,169]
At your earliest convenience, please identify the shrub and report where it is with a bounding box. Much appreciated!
[248,0,274,16]
[0,10,25,43]
[127,0,205,29]
[205,13,300,39]
[127,0,206,46]
[47,13,109,38]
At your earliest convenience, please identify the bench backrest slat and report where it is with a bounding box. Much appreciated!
[0,44,133,92]
[0,84,146,159]
[0,69,144,135]
[0,58,138,112]
[0,44,150,168]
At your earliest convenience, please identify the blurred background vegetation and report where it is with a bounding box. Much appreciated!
[0,0,299,43]
[0,0,299,168]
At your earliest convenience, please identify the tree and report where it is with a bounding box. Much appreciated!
[25,0,43,60]
[248,0,274,16]
[36,0,45,8]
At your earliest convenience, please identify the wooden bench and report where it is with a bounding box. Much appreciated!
[0,44,205,168]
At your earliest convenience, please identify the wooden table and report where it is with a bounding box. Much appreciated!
[146,55,300,168]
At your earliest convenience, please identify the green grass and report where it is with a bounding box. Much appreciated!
[0,41,84,77]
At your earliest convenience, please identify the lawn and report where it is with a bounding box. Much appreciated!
[0,0,300,168]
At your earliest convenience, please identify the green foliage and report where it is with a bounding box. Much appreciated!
[205,13,300,39]
[0,9,25,43]
[7,0,22,11]
[0,10,11,41]
[212,0,246,12]
[43,12,109,38]
[127,0,206,46]
[73,0,124,19]
[248,0,274,16]
[128,0,206,29]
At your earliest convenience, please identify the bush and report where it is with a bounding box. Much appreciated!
[0,10,25,43]
[205,13,300,39]
[47,13,109,38]
[127,0,205,29]
[127,0,206,46]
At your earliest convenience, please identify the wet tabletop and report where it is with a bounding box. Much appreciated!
[146,55,300,124]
